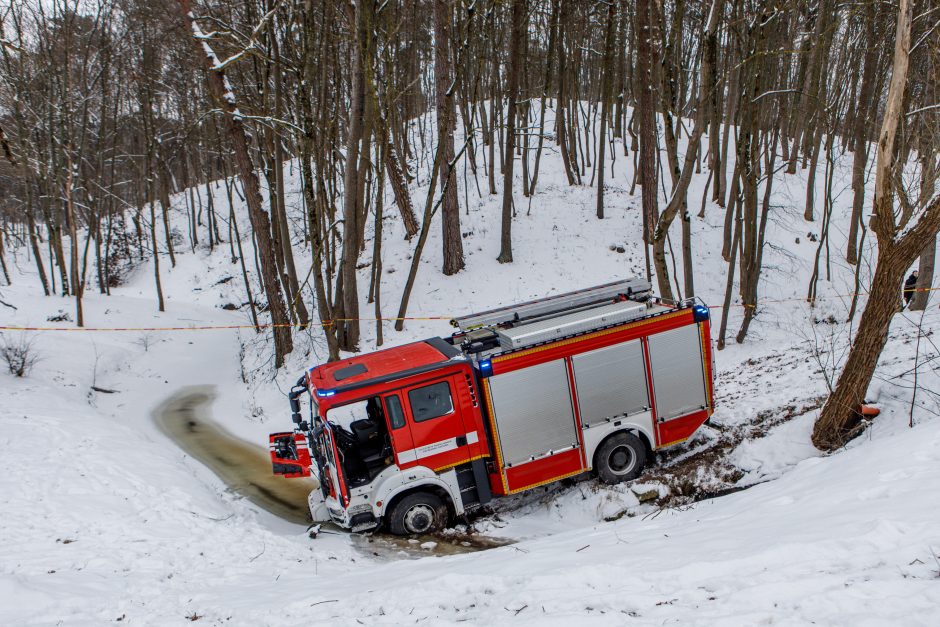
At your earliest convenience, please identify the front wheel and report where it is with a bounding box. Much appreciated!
[387,491,448,536]
[595,432,647,485]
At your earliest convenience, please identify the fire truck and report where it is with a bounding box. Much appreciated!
[269,278,715,535]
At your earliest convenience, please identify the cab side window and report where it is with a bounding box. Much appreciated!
[408,381,454,422]
[385,395,406,429]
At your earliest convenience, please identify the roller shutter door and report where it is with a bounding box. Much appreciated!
[647,324,707,421]
[487,359,577,466]
[572,340,649,427]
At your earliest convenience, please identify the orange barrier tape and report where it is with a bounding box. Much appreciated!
[0,316,452,333]
[1,287,937,332]
[724,285,940,309]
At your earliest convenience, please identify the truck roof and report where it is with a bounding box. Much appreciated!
[308,338,461,393]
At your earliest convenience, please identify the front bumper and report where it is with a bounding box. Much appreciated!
[307,490,378,532]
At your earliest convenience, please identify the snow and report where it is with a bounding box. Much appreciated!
[2,101,939,624]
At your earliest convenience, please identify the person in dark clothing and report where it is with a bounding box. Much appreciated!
[903,270,919,305]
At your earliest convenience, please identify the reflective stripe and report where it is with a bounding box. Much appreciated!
[397,431,479,464]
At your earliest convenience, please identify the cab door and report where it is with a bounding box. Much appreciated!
[382,392,415,468]
[316,422,349,506]
[395,373,478,472]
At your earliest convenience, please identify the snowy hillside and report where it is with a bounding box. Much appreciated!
[2,106,939,625]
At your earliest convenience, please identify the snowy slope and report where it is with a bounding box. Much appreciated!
[1,102,939,624]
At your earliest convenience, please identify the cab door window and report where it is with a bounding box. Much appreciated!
[408,381,454,422]
[385,394,406,429]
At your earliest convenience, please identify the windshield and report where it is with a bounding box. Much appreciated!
[324,397,394,488]
[326,400,367,429]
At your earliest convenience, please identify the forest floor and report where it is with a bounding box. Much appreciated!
[2,107,940,624]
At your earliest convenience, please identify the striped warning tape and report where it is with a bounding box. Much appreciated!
[0,288,936,332]
[0,316,452,333]
[727,285,940,309]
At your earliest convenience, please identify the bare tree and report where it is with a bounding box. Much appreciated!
[434,0,465,275]
[497,0,526,264]
[813,0,940,450]
[177,0,293,367]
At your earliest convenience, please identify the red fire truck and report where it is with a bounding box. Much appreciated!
[269,278,715,535]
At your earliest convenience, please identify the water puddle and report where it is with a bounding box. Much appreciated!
[349,531,512,560]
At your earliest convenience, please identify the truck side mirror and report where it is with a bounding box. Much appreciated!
[269,432,312,478]
[290,397,302,425]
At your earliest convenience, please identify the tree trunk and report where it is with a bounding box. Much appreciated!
[812,249,908,449]
[334,0,371,352]
[528,0,560,196]
[26,210,50,296]
[0,227,9,285]
[910,149,939,312]
[595,0,616,220]
[179,1,292,367]
[157,162,177,268]
[636,0,659,246]
[271,34,310,329]
[846,0,880,265]
[434,0,465,275]
[384,137,420,239]
[909,238,936,311]
[497,0,526,264]
[64,164,84,326]
[556,0,576,186]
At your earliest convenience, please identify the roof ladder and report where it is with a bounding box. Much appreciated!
[451,277,652,332]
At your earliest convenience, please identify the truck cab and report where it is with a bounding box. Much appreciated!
[272,338,492,534]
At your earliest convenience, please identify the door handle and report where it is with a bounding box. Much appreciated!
[456,435,467,446]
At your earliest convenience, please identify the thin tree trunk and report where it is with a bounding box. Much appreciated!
[64,164,84,326]
[846,0,880,265]
[0,227,9,285]
[396,135,449,331]
[497,0,526,264]
[434,0,465,275]
[384,136,419,238]
[636,0,659,247]
[595,1,616,220]
[528,0,560,196]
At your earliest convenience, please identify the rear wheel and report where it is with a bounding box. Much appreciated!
[595,432,647,485]
[387,491,448,536]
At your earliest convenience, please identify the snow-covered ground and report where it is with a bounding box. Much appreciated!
[2,106,939,624]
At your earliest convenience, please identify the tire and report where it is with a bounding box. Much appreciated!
[594,432,647,485]
[387,491,448,536]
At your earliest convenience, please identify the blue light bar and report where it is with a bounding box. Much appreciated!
[479,359,493,376]
[315,389,336,398]
[692,304,710,322]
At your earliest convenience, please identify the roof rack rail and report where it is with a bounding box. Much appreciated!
[451,277,652,332]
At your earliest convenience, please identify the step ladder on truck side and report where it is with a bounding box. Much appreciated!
[268,278,716,535]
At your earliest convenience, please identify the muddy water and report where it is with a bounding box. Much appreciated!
[152,386,316,525]
[153,386,511,557]
[349,532,511,560]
